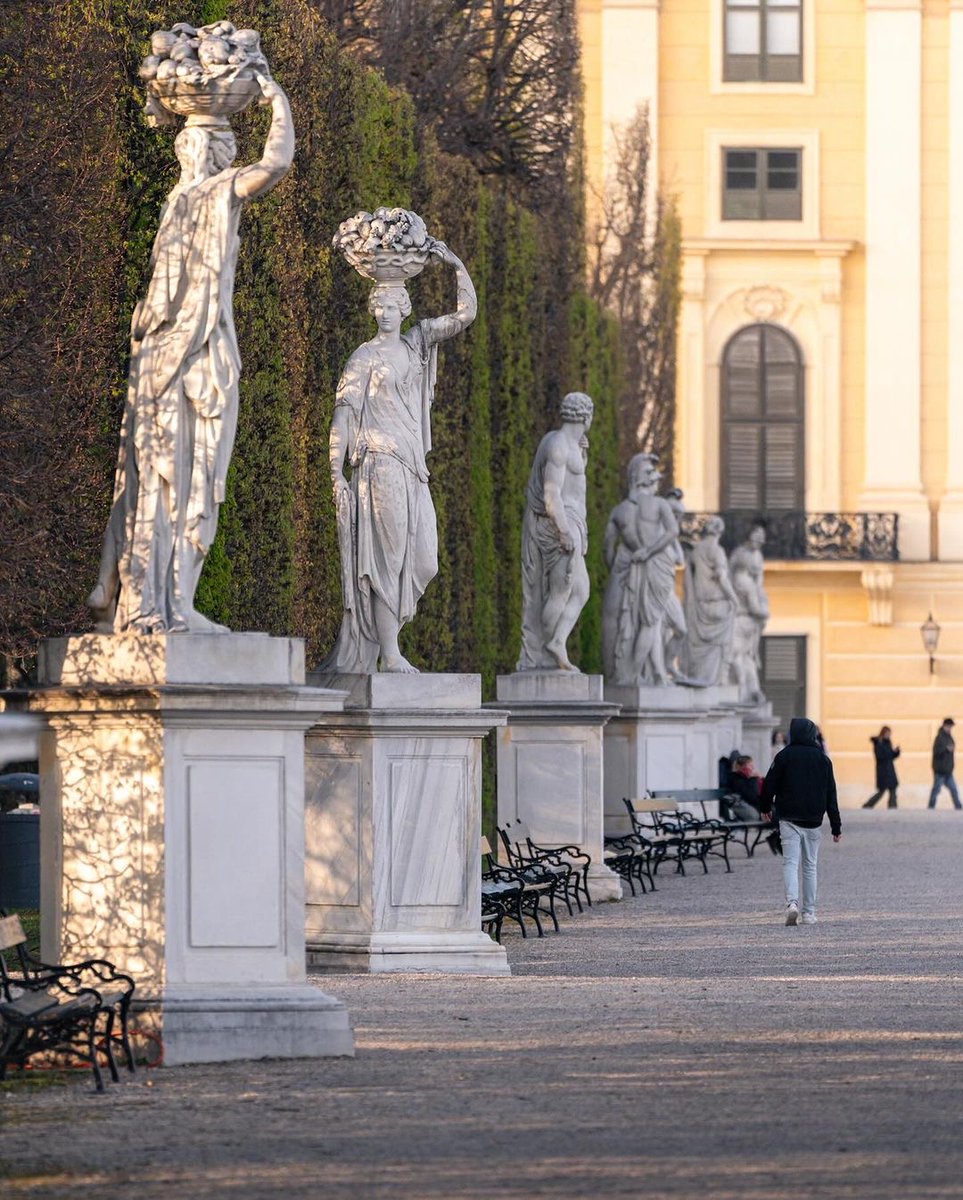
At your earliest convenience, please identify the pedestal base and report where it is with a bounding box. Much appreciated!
[143,984,354,1065]
[12,634,356,1065]
[305,674,509,975]
[492,673,623,903]
[602,684,744,834]
[306,931,511,975]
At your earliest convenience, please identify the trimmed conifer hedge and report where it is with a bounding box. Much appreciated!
[0,2,624,698]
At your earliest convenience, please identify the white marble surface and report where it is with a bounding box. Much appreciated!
[304,675,509,974]
[739,700,780,772]
[493,673,622,903]
[496,671,604,704]
[309,671,481,710]
[88,66,294,635]
[40,633,306,687]
[602,683,744,834]
[323,216,477,674]
[517,393,594,672]
[21,635,353,1064]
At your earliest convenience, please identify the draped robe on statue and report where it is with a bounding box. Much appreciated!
[323,320,443,673]
[96,170,243,632]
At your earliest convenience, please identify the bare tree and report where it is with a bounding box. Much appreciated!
[320,0,582,207]
[588,105,681,479]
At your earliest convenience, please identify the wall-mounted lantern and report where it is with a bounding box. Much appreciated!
[920,613,941,675]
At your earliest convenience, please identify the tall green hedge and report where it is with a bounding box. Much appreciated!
[1,2,625,703]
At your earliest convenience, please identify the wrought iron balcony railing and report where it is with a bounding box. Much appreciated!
[678,510,899,562]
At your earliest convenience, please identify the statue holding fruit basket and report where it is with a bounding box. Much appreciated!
[88,21,294,634]
[322,209,477,673]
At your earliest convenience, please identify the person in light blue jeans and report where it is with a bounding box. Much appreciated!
[779,822,822,920]
[761,717,842,926]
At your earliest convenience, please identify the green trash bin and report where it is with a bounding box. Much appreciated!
[0,810,40,909]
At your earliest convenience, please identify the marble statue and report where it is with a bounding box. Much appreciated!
[728,523,770,703]
[516,393,594,672]
[601,453,680,686]
[682,515,738,687]
[662,487,689,682]
[88,23,293,633]
[324,209,477,673]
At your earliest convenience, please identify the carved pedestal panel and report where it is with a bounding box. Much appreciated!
[493,673,623,902]
[18,634,355,1066]
[304,673,509,974]
[602,685,744,833]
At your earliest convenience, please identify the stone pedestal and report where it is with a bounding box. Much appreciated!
[738,700,781,770]
[14,634,355,1066]
[492,673,623,902]
[303,673,509,974]
[602,684,743,833]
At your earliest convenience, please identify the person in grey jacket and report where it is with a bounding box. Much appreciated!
[928,718,961,810]
[761,717,842,926]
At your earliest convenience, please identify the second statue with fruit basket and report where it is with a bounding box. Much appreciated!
[322,208,478,674]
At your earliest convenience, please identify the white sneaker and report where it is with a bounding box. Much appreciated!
[785,901,799,926]
[801,912,817,925]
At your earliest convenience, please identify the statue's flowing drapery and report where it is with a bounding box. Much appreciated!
[322,321,440,672]
[97,173,243,632]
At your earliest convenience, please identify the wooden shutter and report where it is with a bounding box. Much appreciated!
[761,636,807,733]
[722,324,804,514]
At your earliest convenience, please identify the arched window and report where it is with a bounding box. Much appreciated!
[721,323,804,512]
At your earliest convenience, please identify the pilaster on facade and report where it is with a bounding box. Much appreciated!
[861,0,930,561]
[600,0,660,197]
[940,1,963,560]
[678,249,709,509]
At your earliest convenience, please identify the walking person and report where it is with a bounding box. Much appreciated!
[928,718,962,810]
[863,726,900,808]
[760,717,842,926]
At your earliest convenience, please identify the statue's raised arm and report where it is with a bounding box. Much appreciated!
[419,241,478,347]
[234,74,295,202]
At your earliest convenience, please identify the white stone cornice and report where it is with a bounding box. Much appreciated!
[683,238,856,256]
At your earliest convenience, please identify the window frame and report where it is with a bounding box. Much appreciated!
[722,147,803,222]
[720,323,806,515]
[704,129,820,240]
[710,0,815,96]
[723,0,804,84]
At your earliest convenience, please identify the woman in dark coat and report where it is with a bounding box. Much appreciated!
[863,726,900,808]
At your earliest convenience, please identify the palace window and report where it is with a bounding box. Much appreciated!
[724,0,803,83]
[721,324,804,512]
[722,148,802,220]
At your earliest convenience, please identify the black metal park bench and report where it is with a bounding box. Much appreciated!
[650,788,772,858]
[0,912,136,1092]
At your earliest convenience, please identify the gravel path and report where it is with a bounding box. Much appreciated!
[2,809,962,1199]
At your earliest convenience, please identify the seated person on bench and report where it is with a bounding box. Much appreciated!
[728,755,765,818]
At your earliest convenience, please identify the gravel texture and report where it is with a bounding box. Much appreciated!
[2,809,962,1199]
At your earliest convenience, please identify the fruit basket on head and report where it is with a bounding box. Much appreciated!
[333,209,437,285]
[138,20,271,128]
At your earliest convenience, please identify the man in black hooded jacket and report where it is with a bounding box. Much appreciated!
[761,717,842,926]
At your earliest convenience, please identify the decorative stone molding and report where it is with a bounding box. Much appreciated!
[743,285,788,322]
[861,567,895,626]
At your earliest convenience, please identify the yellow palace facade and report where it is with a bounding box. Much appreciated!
[580,0,963,804]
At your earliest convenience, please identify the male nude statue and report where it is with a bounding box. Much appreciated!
[516,392,594,671]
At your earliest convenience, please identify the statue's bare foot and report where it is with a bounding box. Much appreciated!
[546,639,578,671]
[185,609,230,634]
[381,654,420,674]
[87,582,109,611]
